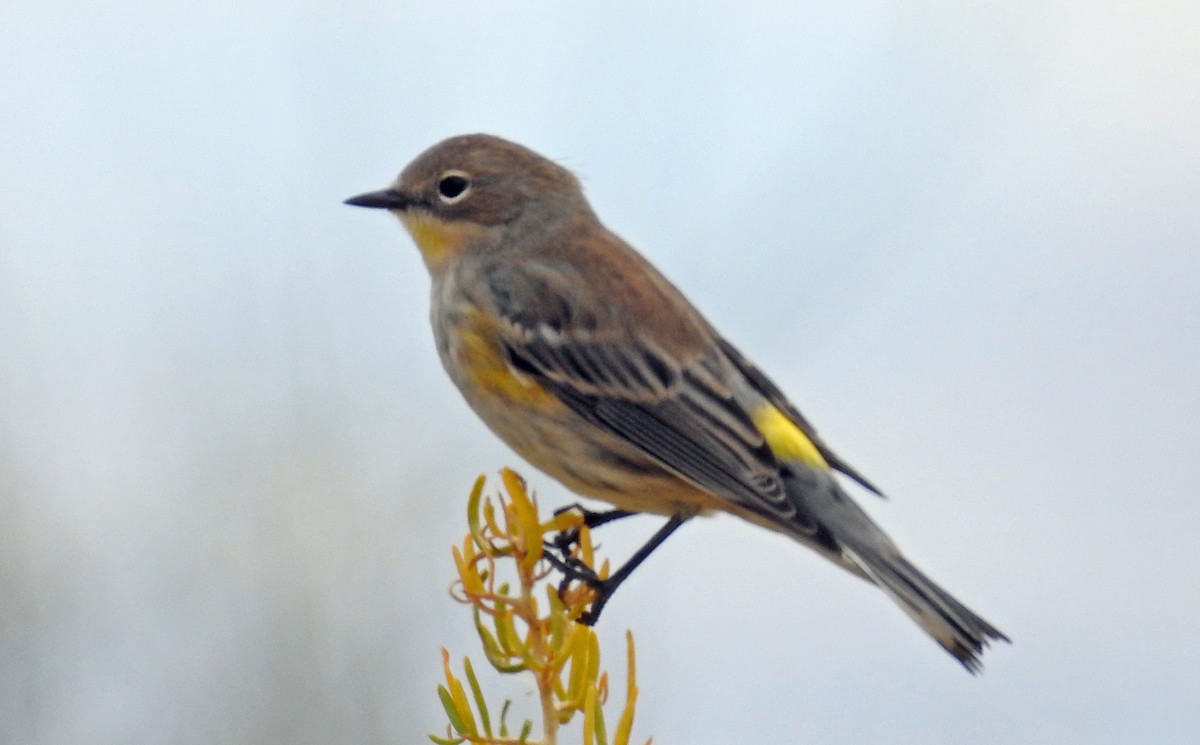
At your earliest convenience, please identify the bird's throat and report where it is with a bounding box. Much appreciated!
[400,211,484,273]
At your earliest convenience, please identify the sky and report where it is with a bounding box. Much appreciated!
[2,2,1198,743]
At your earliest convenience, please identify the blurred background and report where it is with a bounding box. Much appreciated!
[2,2,1198,743]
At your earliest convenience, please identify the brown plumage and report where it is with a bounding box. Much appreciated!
[346,133,1009,671]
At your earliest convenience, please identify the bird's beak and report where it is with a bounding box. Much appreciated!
[343,188,412,210]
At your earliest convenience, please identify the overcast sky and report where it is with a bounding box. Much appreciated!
[2,2,1198,744]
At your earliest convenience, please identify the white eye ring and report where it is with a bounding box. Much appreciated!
[436,170,472,204]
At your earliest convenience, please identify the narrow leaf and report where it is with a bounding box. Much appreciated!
[437,685,467,736]
[462,657,492,737]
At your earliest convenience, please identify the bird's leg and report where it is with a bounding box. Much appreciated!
[546,505,636,557]
[552,504,636,529]
[556,513,687,626]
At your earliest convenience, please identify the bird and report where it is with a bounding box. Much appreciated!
[345,133,1009,672]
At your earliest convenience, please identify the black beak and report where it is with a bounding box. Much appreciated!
[343,188,412,210]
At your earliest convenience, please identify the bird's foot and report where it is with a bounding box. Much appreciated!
[541,544,611,626]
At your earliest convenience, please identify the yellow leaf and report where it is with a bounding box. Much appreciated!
[613,632,639,745]
[501,468,543,574]
[583,683,598,745]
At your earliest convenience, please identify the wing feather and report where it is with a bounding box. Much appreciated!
[480,261,813,529]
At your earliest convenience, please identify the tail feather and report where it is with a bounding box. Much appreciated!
[845,548,1010,673]
[777,466,1008,671]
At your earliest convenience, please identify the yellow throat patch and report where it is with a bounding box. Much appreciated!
[400,211,483,271]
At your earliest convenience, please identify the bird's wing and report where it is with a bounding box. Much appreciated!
[480,261,820,532]
[716,338,886,497]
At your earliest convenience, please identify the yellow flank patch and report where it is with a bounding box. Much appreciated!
[458,326,558,408]
[751,403,830,469]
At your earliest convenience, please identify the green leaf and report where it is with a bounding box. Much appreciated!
[594,697,609,745]
[466,474,488,553]
[462,657,492,737]
[475,609,524,673]
[437,685,468,735]
[499,700,512,738]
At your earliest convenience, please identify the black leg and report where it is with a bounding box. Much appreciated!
[572,513,687,626]
[552,504,636,529]
[584,508,635,529]
[548,506,636,557]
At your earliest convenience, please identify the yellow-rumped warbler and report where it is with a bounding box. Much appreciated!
[346,134,1008,671]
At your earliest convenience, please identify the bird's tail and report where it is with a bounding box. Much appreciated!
[843,547,1010,673]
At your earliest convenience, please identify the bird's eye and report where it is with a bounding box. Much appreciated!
[437,172,471,203]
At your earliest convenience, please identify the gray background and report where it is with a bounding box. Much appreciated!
[2,2,1198,743]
